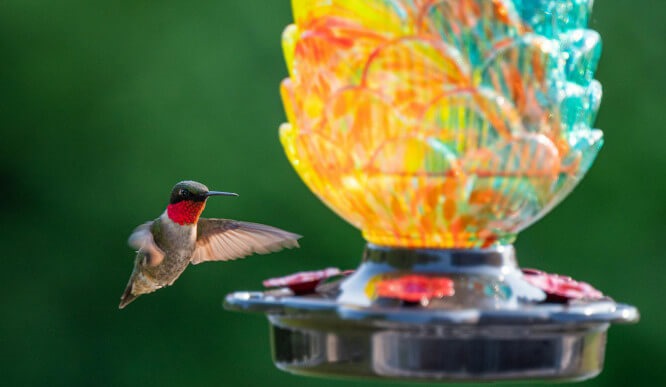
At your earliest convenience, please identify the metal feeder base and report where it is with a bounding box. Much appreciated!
[225,245,638,382]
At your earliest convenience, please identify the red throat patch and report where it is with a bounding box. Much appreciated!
[167,200,206,225]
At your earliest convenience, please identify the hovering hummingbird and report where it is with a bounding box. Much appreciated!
[119,180,301,309]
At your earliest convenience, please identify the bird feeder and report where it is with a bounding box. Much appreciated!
[225,0,638,382]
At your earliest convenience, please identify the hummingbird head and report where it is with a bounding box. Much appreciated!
[166,180,238,225]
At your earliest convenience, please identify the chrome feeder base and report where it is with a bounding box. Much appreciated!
[224,245,638,382]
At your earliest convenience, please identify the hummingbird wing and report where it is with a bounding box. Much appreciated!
[190,218,301,265]
[127,221,165,267]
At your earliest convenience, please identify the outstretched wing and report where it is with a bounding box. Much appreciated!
[190,218,301,265]
[127,221,165,267]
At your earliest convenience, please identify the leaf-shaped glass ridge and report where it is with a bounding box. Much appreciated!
[279,0,603,248]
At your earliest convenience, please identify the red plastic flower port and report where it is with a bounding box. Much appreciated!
[376,275,455,303]
[263,268,343,295]
[522,269,604,303]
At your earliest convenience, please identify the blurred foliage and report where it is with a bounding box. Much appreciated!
[0,1,663,386]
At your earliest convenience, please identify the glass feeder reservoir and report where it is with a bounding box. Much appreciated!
[226,0,639,382]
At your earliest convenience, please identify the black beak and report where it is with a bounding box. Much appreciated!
[205,191,239,197]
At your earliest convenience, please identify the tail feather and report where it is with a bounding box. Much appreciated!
[119,268,161,309]
[119,283,140,309]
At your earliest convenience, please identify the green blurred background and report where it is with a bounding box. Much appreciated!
[0,1,663,386]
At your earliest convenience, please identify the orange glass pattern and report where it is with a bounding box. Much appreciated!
[280,0,602,248]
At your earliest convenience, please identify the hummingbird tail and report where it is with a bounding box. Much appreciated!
[119,284,139,309]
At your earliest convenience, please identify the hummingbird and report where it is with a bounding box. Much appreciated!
[119,180,301,309]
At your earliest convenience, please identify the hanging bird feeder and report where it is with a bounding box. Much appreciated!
[225,0,638,382]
